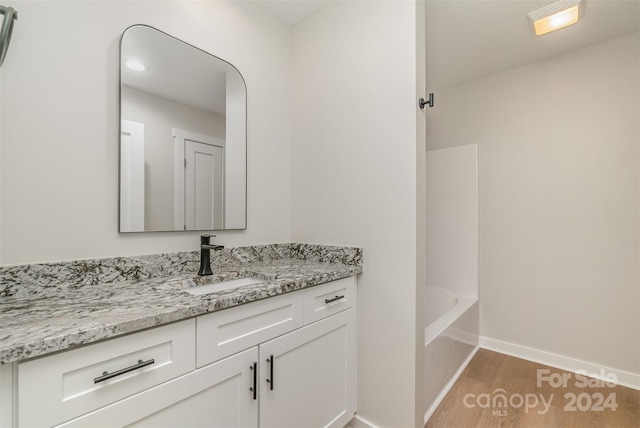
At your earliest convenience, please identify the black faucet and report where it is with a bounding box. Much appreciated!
[198,234,224,276]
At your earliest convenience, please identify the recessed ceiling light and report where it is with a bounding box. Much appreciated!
[528,0,582,36]
[126,59,147,72]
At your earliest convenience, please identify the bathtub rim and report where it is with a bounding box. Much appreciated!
[425,294,477,346]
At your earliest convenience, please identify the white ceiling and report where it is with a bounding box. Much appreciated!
[249,0,330,26]
[426,0,640,88]
[252,0,639,89]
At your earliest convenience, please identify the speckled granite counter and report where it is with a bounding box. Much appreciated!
[0,244,362,364]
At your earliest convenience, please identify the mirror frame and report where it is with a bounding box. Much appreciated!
[118,25,247,233]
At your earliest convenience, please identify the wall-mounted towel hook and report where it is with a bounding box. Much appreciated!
[419,93,434,109]
[0,5,17,68]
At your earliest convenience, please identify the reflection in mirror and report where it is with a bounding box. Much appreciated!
[119,25,246,232]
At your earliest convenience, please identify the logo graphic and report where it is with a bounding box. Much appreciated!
[463,368,618,416]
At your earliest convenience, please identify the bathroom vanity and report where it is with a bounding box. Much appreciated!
[0,25,362,427]
[0,244,361,428]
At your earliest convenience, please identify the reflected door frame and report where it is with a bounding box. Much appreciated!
[173,128,225,230]
[120,120,145,232]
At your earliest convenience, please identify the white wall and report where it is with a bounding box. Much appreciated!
[427,33,640,376]
[0,1,291,264]
[291,1,421,426]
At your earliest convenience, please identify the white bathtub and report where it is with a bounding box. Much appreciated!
[423,285,479,424]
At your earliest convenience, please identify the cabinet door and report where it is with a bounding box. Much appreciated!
[58,348,258,428]
[259,308,355,428]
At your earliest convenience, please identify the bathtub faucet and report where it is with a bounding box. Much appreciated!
[198,234,224,276]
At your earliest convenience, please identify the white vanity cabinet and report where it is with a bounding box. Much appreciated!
[10,276,356,428]
[260,308,355,428]
[194,276,356,428]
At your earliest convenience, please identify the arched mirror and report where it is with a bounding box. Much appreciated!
[119,25,247,232]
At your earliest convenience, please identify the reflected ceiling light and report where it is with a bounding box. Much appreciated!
[528,0,582,36]
[125,59,147,72]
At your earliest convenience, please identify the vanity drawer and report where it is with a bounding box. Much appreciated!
[197,291,303,368]
[18,319,195,428]
[303,276,356,324]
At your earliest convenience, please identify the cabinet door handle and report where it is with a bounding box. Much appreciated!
[250,362,257,400]
[325,295,345,304]
[266,355,274,390]
[94,358,155,384]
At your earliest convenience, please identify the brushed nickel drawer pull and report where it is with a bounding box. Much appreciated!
[324,295,345,304]
[94,358,155,384]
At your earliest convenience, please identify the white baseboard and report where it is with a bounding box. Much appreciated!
[423,345,479,425]
[480,336,640,391]
[345,414,380,428]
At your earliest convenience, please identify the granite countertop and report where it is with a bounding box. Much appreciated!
[0,244,362,364]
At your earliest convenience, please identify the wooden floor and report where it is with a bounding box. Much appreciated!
[425,349,640,428]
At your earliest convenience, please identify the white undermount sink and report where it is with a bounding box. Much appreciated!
[183,277,263,296]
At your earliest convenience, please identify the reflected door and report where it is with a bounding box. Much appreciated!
[185,140,224,230]
[120,120,145,232]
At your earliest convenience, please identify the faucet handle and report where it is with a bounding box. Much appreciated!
[200,234,216,244]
